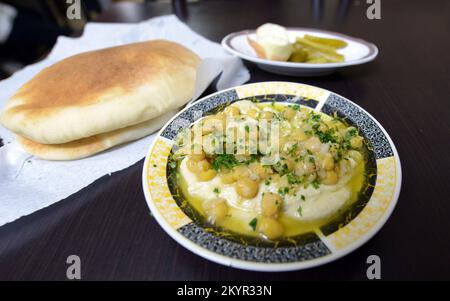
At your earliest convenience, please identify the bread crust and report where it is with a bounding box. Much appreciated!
[1,40,200,144]
[16,110,175,160]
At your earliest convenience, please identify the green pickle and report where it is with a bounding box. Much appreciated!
[304,34,348,49]
[288,35,346,63]
[289,48,308,62]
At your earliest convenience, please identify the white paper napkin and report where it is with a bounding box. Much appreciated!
[0,15,249,226]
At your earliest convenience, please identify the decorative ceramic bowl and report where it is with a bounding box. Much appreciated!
[142,82,401,271]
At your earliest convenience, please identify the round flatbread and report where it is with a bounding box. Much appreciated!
[1,40,200,144]
[16,111,175,160]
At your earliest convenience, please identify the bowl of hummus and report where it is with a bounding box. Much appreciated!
[142,81,401,271]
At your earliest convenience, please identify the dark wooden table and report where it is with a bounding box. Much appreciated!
[1,0,449,280]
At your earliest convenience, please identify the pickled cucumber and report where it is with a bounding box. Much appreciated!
[288,48,308,62]
[295,38,339,55]
[288,36,345,63]
[286,34,347,64]
[304,34,348,48]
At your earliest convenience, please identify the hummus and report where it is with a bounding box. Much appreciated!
[173,101,366,240]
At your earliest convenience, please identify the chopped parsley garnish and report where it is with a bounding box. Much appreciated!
[291,104,301,111]
[278,187,290,196]
[287,143,298,155]
[287,172,303,185]
[312,179,321,189]
[298,206,303,216]
[301,194,306,201]
[310,112,322,122]
[274,161,290,176]
[315,128,338,143]
[212,154,238,171]
[213,187,220,194]
[342,128,358,149]
[244,154,258,165]
[347,128,358,136]
[249,218,258,231]
[244,124,250,133]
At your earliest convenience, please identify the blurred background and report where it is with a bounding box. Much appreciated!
[0,0,359,80]
[0,0,106,79]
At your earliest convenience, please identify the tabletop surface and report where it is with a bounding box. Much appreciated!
[0,0,449,280]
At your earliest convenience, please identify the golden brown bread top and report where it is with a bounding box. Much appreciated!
[11,40,200,111]
[0,40,200,144]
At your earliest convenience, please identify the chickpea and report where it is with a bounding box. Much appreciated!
[247,108,259,119]
[317,168,326,180]
[174,144,191,158]
[258,217,284,240]
[225,126,238,146]
[303,136,321,153]
[206,198,228,223]
[305,172,318,185]
[282,107,296,120]
[231,165,249,181]
[196,159,211,171]
[199,116,224,134]
[318,123,328,132]
[294,163,306,176]
[220,170,236,184]
[338,160,349,178]
[334,165,341,179]
[269,174,281,183]
[259,111,274,120]
[350,136,363,149]
[321,153,335,171]
[294,160,316,177]
[235,177,259,199]
[279,137,291,151]
[261,193,282,217]
[321,170,339,185]
[224,106,240,117]
[277,174,289,188]
[325,120,338,130]
[348,150,363,162]
[276,158,295,173]
[249,163,272,180]
[215,112,228,126]
[197,169,217,181]
[189,151,206,162]
[282,140,298,154]
[201,135,217,156]
[235,154,251,163]
[291,128,308,141]
[187,158,211,173]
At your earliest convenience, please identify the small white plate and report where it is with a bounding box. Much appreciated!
[221,28,378,76]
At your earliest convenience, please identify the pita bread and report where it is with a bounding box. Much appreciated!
[1,40,200,144]
[16,111,175,160]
